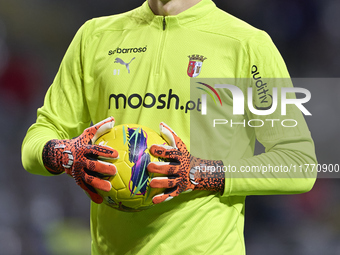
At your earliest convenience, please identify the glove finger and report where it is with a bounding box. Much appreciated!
[85,144,119,159]
[159,122,177,148]
[82,172,112,192]
[160,122,185,149]
[152,188,179,204]
[150,177,180,189]
[149,144,179,159]
[89,117,115,143]
[77,180,103,204]
[147,161,180,175]
[86,159,117,176]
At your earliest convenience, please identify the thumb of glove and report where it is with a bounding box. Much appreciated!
[90,117,115,144]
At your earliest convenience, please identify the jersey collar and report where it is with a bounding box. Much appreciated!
[137,0,216,29]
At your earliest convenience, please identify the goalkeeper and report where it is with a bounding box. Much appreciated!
[22,0,317,254]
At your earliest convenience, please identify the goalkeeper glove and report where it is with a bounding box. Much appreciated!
[42,117,118,204]
[147,122,225,204]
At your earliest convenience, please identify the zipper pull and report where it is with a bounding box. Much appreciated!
[163,16,166,30]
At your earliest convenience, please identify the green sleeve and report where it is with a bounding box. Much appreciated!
[225,31,317,196]
[21,22,91,176]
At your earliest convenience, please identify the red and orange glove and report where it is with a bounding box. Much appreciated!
[42,117,118,204]
[147,123,225,204]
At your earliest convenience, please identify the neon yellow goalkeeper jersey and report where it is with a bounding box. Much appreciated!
[22,0,317,254]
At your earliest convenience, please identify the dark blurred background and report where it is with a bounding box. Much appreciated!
[0,0,339,254]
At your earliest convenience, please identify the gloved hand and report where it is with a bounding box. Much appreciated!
[42,117,118,204]
[147,123,225,204]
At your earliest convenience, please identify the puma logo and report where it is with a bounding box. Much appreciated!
[114,57,135,73]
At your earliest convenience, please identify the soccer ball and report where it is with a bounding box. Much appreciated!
[94,124,167,212]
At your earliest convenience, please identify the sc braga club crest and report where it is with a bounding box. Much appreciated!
[187,55,207,77]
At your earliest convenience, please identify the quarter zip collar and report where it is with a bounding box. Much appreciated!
[137,0,216,30]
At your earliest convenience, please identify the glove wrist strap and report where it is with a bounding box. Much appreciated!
[42,139,70,174]
[62,150,74,168]
[190,156,225,193]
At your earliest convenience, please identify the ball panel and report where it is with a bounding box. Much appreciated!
[94,124,167,211]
